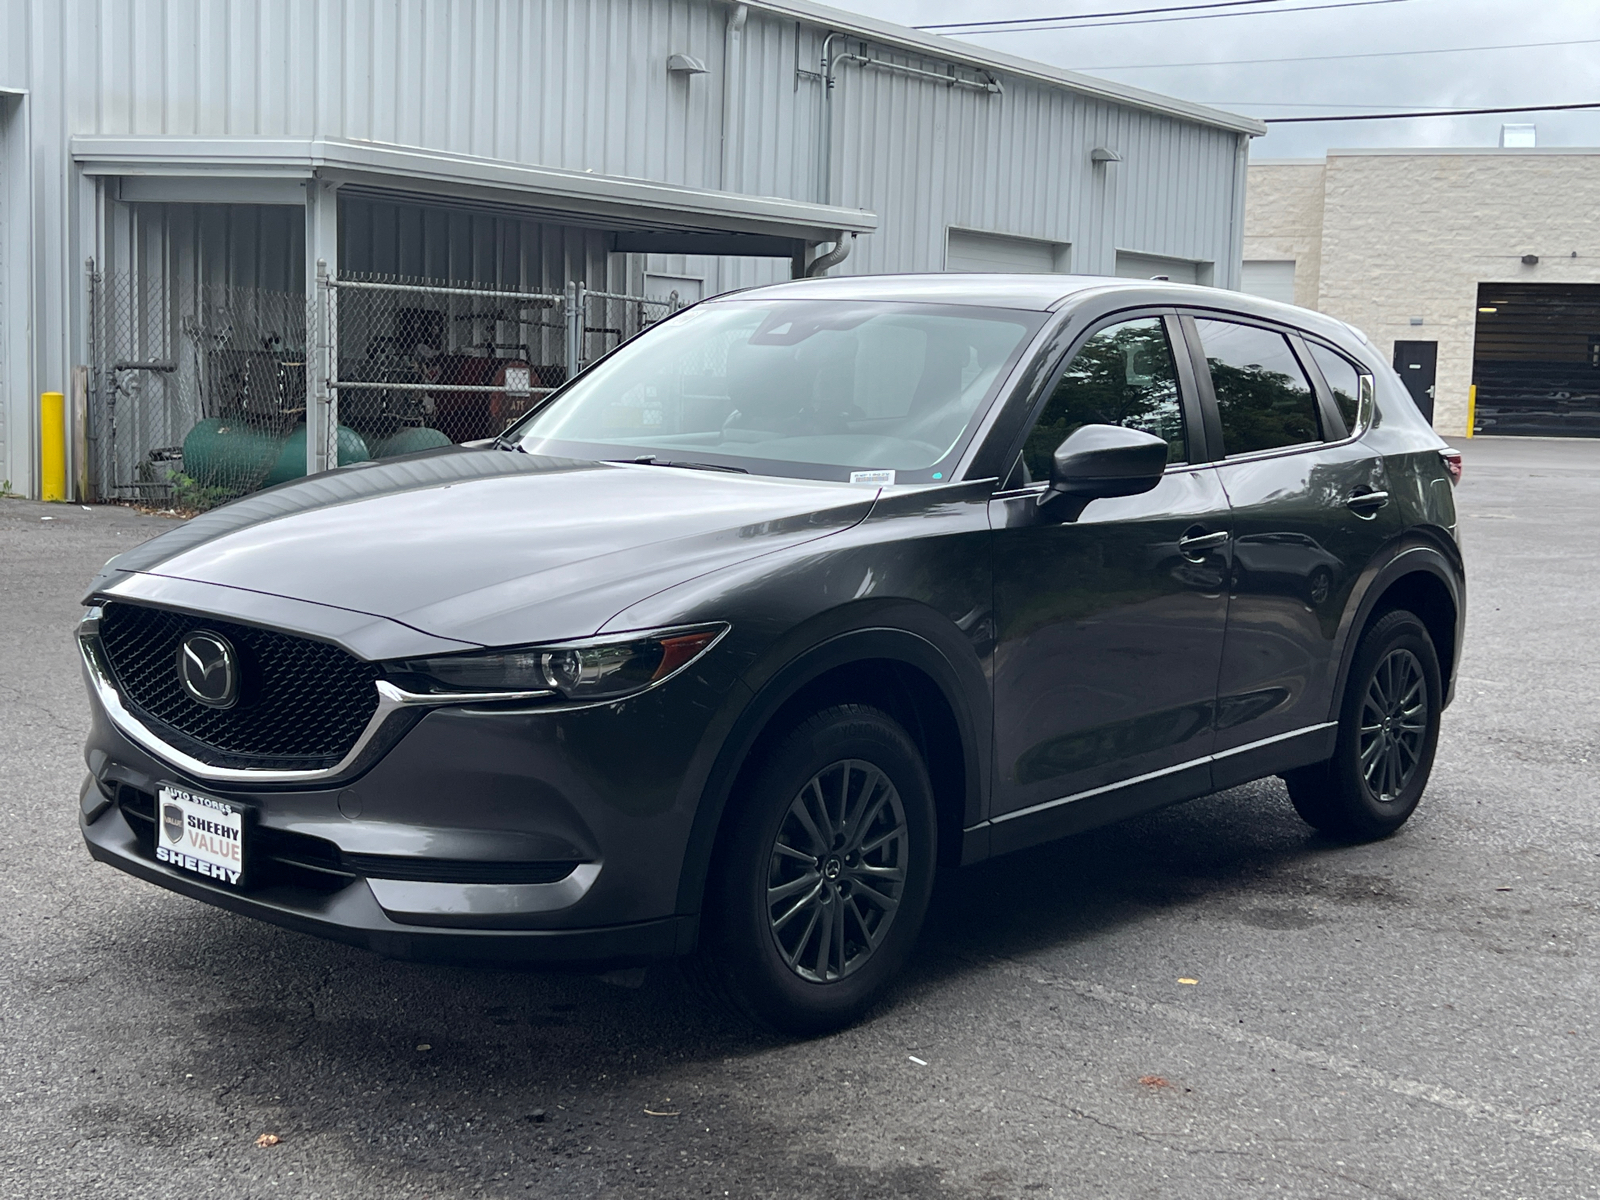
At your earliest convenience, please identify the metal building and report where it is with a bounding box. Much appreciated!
[0,0,1261,501]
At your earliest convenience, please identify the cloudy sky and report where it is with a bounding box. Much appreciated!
[835,0,1600,158]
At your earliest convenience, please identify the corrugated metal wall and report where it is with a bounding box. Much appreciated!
[1,0,1249,495]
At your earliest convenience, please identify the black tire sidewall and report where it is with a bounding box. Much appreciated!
[1329,609,1442,837]
[704,705,938,1035]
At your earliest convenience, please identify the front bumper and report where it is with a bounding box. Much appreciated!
[79,635,744,966]
[82,792,693,966]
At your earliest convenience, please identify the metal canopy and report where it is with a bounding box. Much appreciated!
[71,136,879,244]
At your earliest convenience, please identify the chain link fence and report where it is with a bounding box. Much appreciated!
[579,287,679,372]
[89,266,689,508]
[327,274,569,449]
[89,267,309,507]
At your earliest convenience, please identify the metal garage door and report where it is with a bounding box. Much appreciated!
[1472,282,1600,437]
[946,228,1064,273]
[1241,260,1297,305]
[1115,252,1202,285]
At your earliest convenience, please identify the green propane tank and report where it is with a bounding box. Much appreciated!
[181,418,280,491]
[263,423,371,487]
[370,426,453,458]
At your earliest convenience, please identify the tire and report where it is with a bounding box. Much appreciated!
[1284,608,1442,841]
[697,704,938,1036]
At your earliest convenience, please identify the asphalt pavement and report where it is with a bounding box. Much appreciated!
[2,435,1597,1199]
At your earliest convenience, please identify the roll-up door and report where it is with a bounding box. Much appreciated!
[1240,260,1297,305]
[1115,252,1202,285]
[1472,282,1600,437]
[946,228,1065,273]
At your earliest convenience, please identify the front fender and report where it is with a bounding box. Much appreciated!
[671,604,991,920]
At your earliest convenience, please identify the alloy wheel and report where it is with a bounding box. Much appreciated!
[765,758,909,983]
[1358,647,1428,803]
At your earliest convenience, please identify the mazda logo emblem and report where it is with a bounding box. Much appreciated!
[177,631,239,709]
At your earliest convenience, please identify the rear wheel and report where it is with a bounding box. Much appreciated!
[1284,608,1442,840]
[698,705,937,1035]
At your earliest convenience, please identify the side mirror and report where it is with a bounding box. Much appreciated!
[1045,424,1169,504]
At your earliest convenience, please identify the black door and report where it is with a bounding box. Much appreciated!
[988,314,1231,848]
[1184,316,1401,787]
[1392,340,1437,423]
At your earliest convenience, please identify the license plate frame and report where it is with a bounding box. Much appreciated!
[154,784,248,888]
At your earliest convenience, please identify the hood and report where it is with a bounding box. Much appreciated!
[93,449,875,647]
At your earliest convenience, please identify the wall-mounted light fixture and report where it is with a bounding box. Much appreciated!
[1090,147,1122,164]
[1521,254,1540,265]
[667,54,709,75]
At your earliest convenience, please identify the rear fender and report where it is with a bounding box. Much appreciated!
[1329,534,1465,718]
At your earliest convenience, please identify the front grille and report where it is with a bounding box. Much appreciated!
[97,602,381,770]
[115,786,577,890]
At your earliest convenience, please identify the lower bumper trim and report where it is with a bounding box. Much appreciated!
[83,808,686,969]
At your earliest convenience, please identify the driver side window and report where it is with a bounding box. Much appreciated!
[1018,317,1188,484]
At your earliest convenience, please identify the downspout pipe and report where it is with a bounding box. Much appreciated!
[820,31,847,206]
[720,4,748,191]
[805,232,854,277]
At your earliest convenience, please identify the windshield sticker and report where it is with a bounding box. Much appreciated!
[849,470,895,486]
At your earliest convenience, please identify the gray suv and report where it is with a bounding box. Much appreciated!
[76,275,1465,1033]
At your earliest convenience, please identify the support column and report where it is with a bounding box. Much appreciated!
[304,177,340,476]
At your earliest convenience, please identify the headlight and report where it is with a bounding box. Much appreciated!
[386,624,727,702]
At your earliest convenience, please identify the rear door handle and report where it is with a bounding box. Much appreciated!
[1346,489,1390,514]
[1177,529,1229,558]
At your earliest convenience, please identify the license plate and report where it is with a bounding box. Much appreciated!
[155,785,246,887]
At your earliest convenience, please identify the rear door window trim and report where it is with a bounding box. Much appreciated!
[1175,308,1356,467]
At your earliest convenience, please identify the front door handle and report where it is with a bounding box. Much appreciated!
[1346,489,1390,514]
[1177,529,1229,559]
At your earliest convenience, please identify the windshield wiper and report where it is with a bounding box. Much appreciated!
[610,456,748,474]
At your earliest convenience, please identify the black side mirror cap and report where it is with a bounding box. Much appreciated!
[1045,424,1170,504]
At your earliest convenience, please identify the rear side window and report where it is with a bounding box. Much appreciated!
[1307,342,1362,434]
[1020,317,1187,482]
[1192,319,1322,455]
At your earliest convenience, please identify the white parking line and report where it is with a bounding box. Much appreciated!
[996,958,1600,1157]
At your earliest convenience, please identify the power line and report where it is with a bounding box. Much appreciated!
[1202,101,1470,109]
[919,0,1415,35]
[915,0,1291,31]
[1263,100,1600,123]
[1069,37,1600,71]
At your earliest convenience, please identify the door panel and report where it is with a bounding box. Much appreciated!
[989,468,1231,816]
[988,312,1230,819]
[1212,442,1399,773]
[1393,340,1437,423]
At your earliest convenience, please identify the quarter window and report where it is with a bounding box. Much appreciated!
[1307,342,1363,434]
[1020,317,1187,483]
[1192,319,1322,456]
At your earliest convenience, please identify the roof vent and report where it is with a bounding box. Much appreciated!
[1499,123,1536,148]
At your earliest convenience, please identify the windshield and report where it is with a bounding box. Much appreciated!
[506,299,1044,483]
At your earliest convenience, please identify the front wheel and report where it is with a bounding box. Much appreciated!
[698,705,938,1035]
[1284,608,1442,841]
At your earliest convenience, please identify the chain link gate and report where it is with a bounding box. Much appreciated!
[87,262,310,506]
[316,275,685,464]
[87,262,690,508]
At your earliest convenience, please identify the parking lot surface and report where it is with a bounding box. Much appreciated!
[2,435,1597,1199]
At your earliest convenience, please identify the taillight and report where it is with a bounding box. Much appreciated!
[1440,448,1463,485]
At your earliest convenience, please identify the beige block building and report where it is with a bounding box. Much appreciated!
[1243,149,1600,437]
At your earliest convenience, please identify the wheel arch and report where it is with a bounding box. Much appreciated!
[1332,540,1464,717]
[674,615,988,923]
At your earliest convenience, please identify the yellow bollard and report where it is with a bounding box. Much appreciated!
[40,392,68,501]
[1465,384,1476,439]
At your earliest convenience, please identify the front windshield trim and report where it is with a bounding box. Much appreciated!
[503,298,1047,485]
